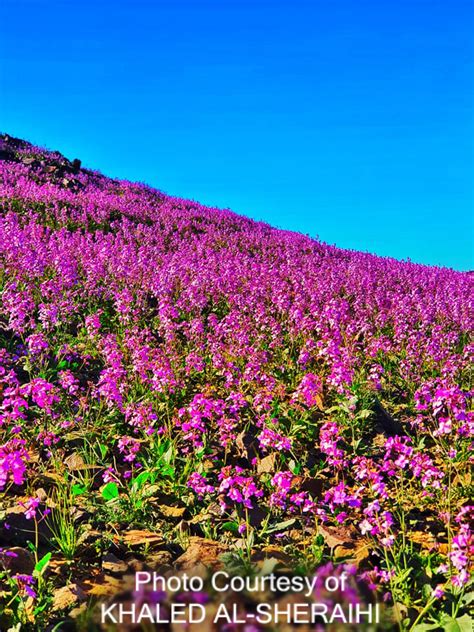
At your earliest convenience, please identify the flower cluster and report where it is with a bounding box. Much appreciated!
[218,466,264,511]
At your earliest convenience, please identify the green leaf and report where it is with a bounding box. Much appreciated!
[288,459,301,475]
[222,521,240,534]
[266,518,296,533]
[438,614,473,632]
[34,552,51,575]
[163,444,174,464]
[259,558,281,575]
[132,471,150,491]
[460,586,474,607]
[71,483,87,496]
[101,482,119,501]
[160,464,175,478]
[315,533,325,546]
[99,444,108,459]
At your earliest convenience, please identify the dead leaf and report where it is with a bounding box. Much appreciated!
[157,505,186,519]
[314,394,324,411]
[453,472,471,486]
[189,502,221,522]
[77,527,102,548]
[175,536,227,570]
[257,453,277,474]
[64,452,100,471]
[334,540,370,564]
[258,547,294,567]
[63,430,87,442]
[409,531,437,550]
[36,471,65,486]
[189,510,213,524]
[317,524,348,549]
[124,557,147,572]
[48,557,73,577]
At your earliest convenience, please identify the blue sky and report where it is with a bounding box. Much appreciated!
[1,0,472,270]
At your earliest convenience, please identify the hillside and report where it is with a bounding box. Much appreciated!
[0,133,472,631]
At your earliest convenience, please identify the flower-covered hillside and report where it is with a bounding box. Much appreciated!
[0,133,472,630]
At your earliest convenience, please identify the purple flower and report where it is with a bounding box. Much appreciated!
[23,496,40,520]
[25,332,49,356]
[117,436,141,462]
[187,472,215,498]
[218,466,263,511]
[0,439,29,489]
[13,574,37,599]
[257,426,292,452]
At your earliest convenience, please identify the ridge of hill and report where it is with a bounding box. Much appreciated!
[0,133,472,631]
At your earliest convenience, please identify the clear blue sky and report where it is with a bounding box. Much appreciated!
[1,0,472,270]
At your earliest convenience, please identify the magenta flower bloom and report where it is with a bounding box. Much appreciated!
[13,574,37,599]
[23,496,40,520]
[187,472,215,497]
[0,438,29,489]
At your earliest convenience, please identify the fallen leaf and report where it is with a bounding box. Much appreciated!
[189,510,213,524]
[157,505,186,519]
[64,453,101,472]
[409,531,437,550]
[64,452,85,470]
[175,537,227,570]
[258,547,294,567]
[317,524,349,549]
[257,453,277,474]
[36,471,65,486]
[334,540,370,564]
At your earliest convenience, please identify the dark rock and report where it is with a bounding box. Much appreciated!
[0,546,35,575]
[0,503,53,545]
[373,400,404,436]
